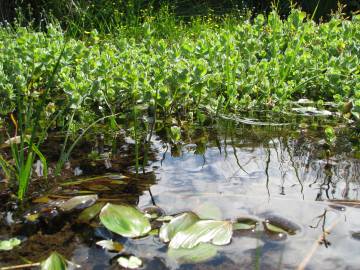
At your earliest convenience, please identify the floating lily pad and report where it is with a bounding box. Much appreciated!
[100,203,151,238]
[117,255,142,269]
[77,202,105,223]
[160,212,200,243]
[168,243,217,264]
[96,240,123,252]
[0,238,21,251]
[59,195,98,212]
[169,220,233,249]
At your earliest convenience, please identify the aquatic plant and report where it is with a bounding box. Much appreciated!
[0,7,359,200]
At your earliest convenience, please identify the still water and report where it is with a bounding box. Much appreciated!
[1,115,359,269]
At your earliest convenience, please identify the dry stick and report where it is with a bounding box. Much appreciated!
[297,216,342,270]
[0,262,40,270]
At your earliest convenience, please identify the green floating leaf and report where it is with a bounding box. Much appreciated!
[233,223,255,230]
[117,255,142,269]
[160,212,200,243]
[233,218,258,230]
[263,222,288,234]
[0,238,21,251]
[96,240,123,252]
[40,251,80,270]
[168,243,217,264]
[169,220,233,249]
[77,202,105,223]
[100,203,151,238]
[59,195,98,212]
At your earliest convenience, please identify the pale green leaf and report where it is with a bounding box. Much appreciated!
[96,240,123,252]
[77,202,105,223]
[264,222,288,234]
[232,223,255,230]
[59,195,98,211]
[160,212,199,243]
[40,252,67,270]
[99,203,151,238]
[169,220,233,249]
[0,238,21,251]
[117,255,142,269]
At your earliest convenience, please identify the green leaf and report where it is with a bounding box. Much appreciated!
[59,195,98,212]
[0,238,21,251]
[117,255,142,269]
[99,203,151,238]
[156,215,174,222]
[160,212,200,243]
[232,223,255,230]
[168,243,217,264]
[169,220,233,249]
[96,240,123,252]
[77,202,105,223]
[40,252,72,270]
[170,126,181,143]
[264,222,288,234]
[232,218,258,230]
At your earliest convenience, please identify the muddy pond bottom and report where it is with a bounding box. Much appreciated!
[1,115,360,269]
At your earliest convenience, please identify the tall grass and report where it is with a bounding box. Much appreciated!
[1,44,65,200]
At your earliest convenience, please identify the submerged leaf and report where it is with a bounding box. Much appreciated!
[77,202,105,223]
[168,243,217,264]
[117,255,142,269]
[59,195,98,212]
[169,220,233,249]
[100,203,151,238]
[160,212,199,243]
[0,238,21,251]
[96,240,123,252]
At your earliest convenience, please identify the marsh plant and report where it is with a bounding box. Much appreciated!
[0,7,359,199]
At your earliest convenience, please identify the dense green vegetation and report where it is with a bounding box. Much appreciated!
[1,10,359,117]
[0,4,359,199]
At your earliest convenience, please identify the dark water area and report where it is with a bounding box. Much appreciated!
[0,113,359,269]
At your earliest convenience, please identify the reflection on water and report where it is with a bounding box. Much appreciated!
[1,116,359,269]
[146,122,359,203]
[137,119,360,269]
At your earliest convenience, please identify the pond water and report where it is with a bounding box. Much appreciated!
[0,114,359,269]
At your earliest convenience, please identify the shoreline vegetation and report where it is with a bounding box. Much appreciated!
[0,1,359,199]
